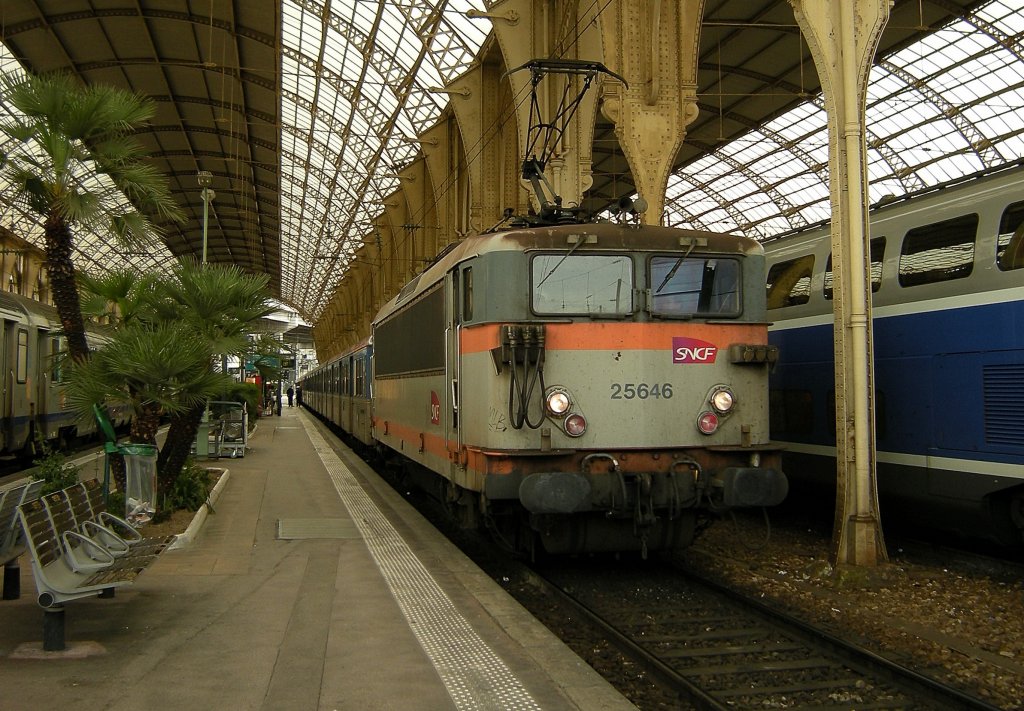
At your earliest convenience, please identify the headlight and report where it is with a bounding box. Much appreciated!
[564,413,587,437]
[710,387,735,414]
[697,411,719,435]
[545,388,572,416]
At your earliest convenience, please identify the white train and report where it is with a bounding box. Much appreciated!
[0,290,128,458]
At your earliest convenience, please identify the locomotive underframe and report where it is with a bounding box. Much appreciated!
[478,447,786,554]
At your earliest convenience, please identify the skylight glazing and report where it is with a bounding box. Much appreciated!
[279,0,489,319]
[0,46,175,283]
[665,0,1024,241]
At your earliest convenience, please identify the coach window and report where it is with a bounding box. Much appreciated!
[766,255,814,309]
[996,201,1024,271]
[16,329,28,383]
[531,254,633,315]
[650,256,741,317]
[355,356,366,397]
[898,214,978,287]
[823,237,886,300]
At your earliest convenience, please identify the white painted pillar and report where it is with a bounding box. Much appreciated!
[790,0,890,566]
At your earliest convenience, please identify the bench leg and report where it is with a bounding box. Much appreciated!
[2,560,20,600]
[43,605,66,652]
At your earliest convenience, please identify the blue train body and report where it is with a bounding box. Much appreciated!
[766,165,1024,544]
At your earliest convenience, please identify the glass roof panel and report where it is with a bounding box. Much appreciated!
[668,1,1024,244]
[279,0,489,319]
[0,47,175,283]
[2,1,1019,325]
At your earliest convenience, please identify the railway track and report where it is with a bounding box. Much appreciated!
[530,562,1001,710]
[350,428,1018,709]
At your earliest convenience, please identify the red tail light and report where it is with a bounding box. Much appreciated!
[697,411,719,435]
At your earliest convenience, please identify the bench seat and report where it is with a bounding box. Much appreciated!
[0,479,43,600]
[69,481,174,561]
[18,491,162,609]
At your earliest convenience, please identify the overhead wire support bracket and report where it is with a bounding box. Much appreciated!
[505,59,628,225]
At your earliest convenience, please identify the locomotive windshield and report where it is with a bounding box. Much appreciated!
[532,254,633,315]
[649,256,741,317]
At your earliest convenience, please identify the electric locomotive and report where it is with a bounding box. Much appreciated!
[366,221,787,555]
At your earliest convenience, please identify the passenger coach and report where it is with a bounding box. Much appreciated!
[766,165,1024,545]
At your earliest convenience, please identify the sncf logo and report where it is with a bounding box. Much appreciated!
[672,337,718,364]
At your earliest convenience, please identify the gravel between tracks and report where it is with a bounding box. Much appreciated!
[675,513,1024,710]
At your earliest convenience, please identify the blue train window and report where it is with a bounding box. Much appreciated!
[823,237,886,300]
[766,255,814,309]
[996,201,1024,271]
[898,214,977,287]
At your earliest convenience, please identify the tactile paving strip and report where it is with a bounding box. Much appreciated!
[300,415,541,711]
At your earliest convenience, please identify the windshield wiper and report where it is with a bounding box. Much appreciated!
[655,241,697,294]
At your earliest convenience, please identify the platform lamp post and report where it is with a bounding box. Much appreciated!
[197,170,215,264]
[196,170,216,455]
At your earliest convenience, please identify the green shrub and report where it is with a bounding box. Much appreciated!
[31,438,81,494]
[164,460,212,512]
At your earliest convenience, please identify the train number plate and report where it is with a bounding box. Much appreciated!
[610,383,673,400]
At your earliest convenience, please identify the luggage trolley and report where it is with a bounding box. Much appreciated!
[193,401,248,458]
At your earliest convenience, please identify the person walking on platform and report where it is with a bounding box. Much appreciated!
[287,385,294,407]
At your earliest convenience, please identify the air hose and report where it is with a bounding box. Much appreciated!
[507,325,546,429]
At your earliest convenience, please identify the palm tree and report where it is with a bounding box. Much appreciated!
[151,260,275,481]
[79,268,160,327]
[64,321,232,497]
[76,261,274,488]
[0,71,184,363]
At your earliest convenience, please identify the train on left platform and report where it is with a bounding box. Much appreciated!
[0,290,128,461]
[302,221,788,556]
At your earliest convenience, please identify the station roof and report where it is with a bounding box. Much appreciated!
[0,1,1021,323]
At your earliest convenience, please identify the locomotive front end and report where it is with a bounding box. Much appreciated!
[456,225,787,555]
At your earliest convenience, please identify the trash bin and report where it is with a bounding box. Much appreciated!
[194,408,211,457]
[122,443,158,525]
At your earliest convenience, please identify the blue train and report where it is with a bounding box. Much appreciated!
[765,164,1024,545]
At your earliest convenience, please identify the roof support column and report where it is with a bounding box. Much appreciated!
[598,0,704,224]
[447,57,523,231]
[790,0,890,567]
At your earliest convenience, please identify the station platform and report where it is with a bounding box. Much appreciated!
[0,406,635,710]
